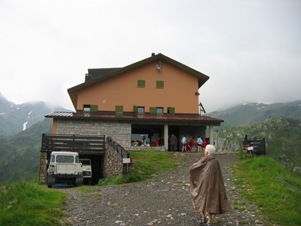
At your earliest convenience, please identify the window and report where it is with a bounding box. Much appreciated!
[133,106,145,113]
[83,105,90,112]
[167,107,175,115]
[137,80,145,88]
[56,155,74,163]
[156,107,164,114]
[137,106,145,113]
[150,107,163,115]
[83,105,98,112]
[156,80,164,89]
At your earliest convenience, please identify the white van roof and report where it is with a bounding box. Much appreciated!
[51,151,79,156]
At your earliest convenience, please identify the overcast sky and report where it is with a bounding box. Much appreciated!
[0,0,300,113]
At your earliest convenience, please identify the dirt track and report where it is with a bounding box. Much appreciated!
[59,153,270,226]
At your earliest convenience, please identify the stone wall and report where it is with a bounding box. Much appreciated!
[104,143,124,178]
[39,152,47,183]
[55,119,132,148]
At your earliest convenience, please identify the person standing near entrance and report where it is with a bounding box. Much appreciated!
[181,135,188,152]
[189,145,231,225]
[197,136,203,152]
[169,134,178,151]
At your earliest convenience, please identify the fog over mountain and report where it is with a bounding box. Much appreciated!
[0,93,69,137]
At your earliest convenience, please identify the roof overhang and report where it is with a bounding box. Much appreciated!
[45,111,223,126]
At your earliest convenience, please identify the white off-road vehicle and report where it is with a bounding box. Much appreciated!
[46,151,83,188]
[80,158,93,184]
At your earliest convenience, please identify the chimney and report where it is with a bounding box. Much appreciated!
[151,53,155,57]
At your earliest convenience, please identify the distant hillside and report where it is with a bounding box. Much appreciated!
[215,117,301,175]
[0,94,70,137]
[0,119,52,183]
[206,100,301,128]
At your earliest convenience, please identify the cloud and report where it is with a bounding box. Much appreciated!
[0,0,300,112]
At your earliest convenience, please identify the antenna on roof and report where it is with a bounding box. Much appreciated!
[156,60,161,72]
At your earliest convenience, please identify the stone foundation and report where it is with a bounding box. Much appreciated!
[39,152,47,183]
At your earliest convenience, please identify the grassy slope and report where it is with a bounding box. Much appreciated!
[232,156,301,226]
[0,182,65,226]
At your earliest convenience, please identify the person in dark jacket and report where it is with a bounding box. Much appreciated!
[169,134,178,151]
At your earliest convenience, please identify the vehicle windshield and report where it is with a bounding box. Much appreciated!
[56,155,75,163]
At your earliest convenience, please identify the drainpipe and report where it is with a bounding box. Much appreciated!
[209,125,214,145]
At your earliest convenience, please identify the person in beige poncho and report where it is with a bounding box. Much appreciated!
[189,145,231,225]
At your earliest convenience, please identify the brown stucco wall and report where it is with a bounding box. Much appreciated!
[76,61,200,114]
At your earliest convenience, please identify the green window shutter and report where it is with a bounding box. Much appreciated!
[133,105,137,113]
[90,105,98,112]
[115,105,123,113]
[156,80,164,89]
[137,80,145,88]
[168,107,175,115]
[150,107,156,115]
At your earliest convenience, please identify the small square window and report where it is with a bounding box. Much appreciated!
[156,80,164,89]
[137,80,145,88]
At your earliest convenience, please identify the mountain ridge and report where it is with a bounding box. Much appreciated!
[0,93,71,137]
[206,99,301,127]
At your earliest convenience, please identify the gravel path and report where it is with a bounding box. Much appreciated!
[59,153,272,226]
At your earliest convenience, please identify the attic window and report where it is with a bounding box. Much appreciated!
[156,80,164,89]
[137,80,145,88]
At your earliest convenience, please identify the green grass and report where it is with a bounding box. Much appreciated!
[3,152,300,225]
[0,182,65,226]
[99,151,180,185]
[232,156,301,226]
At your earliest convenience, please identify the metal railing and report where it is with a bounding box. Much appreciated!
[106,136,129,160]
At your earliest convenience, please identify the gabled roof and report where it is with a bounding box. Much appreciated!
[68,53,209,108]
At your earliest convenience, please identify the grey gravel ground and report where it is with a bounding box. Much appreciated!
[59,152,274,226]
